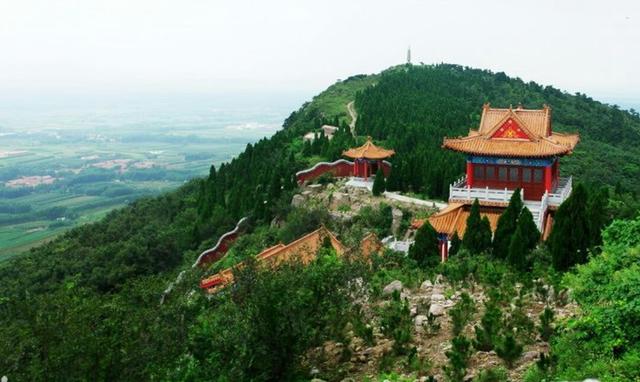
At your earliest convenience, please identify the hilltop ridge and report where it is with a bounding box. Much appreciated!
[1,63,640,381]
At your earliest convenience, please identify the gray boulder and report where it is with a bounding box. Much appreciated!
[382,280,403,296]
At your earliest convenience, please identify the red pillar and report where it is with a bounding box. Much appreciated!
[441,240,448,262]
[544,165,552,192]
[466,162,474,187]
[364,160,369,180]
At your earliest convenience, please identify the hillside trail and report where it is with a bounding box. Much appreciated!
[347,101,357,138]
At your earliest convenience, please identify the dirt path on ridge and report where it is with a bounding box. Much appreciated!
[347,101,357,137]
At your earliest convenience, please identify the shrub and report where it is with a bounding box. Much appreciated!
[495,332,523,369]
[493,189,522,259]
[538,306,555,341]
[473,300,502,351]
[379,291,413,355]
[175,252,365,381]
[409,220,440,268]
[473,367,508,382]
[449,232,461,257]
[449,292,476,336]
[507,207,539,272]
[463,199,492,254]
[444,335,472,382]
[372,168,386,196]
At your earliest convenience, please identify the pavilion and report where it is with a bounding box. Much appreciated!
[342,137,395,180]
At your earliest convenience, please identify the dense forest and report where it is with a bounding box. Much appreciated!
[1,64,639,381]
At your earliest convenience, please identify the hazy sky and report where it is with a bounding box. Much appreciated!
[1,0,639,105]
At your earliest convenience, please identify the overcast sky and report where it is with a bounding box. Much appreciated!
[1,0,638,106]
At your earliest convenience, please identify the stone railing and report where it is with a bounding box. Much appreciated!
[538,191,549,232]
[449,176,515,203]
[547,176,572,206]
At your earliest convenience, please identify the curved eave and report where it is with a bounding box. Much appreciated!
[442,135,578,158]
[342,149,396,160]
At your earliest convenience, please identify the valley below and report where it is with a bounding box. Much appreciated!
[0,99,294,259]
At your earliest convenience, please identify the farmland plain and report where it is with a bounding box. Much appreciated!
[0,93,300,259]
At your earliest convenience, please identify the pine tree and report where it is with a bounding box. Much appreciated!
[444,335,472,382]
[449,292,476,335]
[385,160,402,191]
[473,301,502,351]
[538,306,555,341]
[492,189,522,259]
[408,220,439,267]
[507,207,539,271]
[495,333,523,369]
[449,232,461,257]
[548,183,591,271]
[372,168,386,196]
[586,186,609,249]
[463,199,492,254]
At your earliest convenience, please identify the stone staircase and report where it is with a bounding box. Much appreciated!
[523,200,543,232]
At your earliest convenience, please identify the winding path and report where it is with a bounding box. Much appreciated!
[346,101,357,137]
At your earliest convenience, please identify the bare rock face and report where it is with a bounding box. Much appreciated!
[429,303,445,316]
[414,314,428,328]
[431,293,445,303]
[420,279,433,290]
[391,207,403,235]
[291,194,305,207]
[382,280,403,296]
[522,351,539,362]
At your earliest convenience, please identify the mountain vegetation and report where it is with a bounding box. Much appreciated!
[1,64,639,381]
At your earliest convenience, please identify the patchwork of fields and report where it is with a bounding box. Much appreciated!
[0,97,295,259]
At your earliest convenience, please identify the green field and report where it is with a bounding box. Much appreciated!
[0,104,290,259]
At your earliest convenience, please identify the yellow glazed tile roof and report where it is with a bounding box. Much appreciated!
[443,104,579,157]
[343,138,395,160]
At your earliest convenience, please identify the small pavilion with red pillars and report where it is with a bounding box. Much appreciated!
[342,138,395,180]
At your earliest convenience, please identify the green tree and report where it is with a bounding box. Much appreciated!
[408,220,440,267]
[492,189,522,259]
[380,290,413,355]
[449,232,461,257]
[444,335,472,382]
[473,301,502,351]
[538,306,555,341]
[372,167,386,196]
[507,207,539,271]
[463,199,492,254]
[495,333,523,369]
[586,186,609,248]
[449,292,477,336]
[548,183,591,271]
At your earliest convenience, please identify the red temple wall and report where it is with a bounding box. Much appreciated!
[467,162,559,200]
[296,160,354,184]
[296,160,392,184]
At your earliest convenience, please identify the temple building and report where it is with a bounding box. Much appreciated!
[342,137,395,179]
[200,227,382,293]
[296,138,394,184]
[424,104,579,260]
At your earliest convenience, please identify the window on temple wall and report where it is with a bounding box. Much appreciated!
[474,165,484,180]
[486,166,496,180]
[534,168,543,183]
[523,168,532,182]
[509,167,519,182]
[499,167,507,181]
